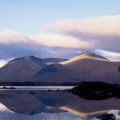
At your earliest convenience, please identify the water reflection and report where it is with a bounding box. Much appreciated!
[0,108,82,120]
[0,90,120,119]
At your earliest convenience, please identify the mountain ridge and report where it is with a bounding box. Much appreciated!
[0,52,120,84]
[61,52,110,65]
[0,56,46,82]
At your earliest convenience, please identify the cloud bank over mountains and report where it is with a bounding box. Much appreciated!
[44,15,120,36]
[0,15,120,67]
[44,15,120,52]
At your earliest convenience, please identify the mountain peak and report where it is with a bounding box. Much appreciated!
[8,55,35,64]
[61,51,110,65]
[24,56,34,60]
[80,51,97,56]
[77,52,108,60]
[0,55,46,82]
[7,55,45,67]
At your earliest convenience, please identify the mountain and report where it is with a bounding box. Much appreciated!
[32,52,120,84]
[32,64,77,83]
[0,56,46,82]
[61,52,110,65]
[0,52,120,84]
[42,58,68,65]
[61,52,120,84]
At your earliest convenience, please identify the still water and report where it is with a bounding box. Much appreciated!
[0,86,74,90]
[0,87,119,120]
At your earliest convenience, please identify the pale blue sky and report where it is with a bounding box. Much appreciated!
[0,0,120,35]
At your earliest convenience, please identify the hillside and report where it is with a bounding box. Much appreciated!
[32,64,78,83]
[32,52,120,84]
[0,56,46,82]
[0,52,120,84]
[61,52,109,65]
[61,52,120,84]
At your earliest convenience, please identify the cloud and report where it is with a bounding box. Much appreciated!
[0,29,92,49]
[44,15,120,52]
[95,49,120,61]
[44,15,120,36]
[0,29,83,59]
[0,29,30,44]
[0,29,93,60]
[1,14,120,62]
[0,29,41,59]
[32,34,93,49]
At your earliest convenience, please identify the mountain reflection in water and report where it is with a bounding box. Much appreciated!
[0,105,82,120]
[0,90,120,119]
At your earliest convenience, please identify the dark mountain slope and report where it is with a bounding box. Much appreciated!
[0,52,120,84]
[32,64,78,83]
[61,52,120,84]
[0,56,46,82]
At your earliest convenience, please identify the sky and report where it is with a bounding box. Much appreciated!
[0,0,120,67]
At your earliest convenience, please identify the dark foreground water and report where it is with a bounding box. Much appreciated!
[0,87,120,120]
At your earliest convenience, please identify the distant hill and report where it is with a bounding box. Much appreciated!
[32,64,77,83]
[61,52,120,84]
[0,56,68,82]
[61,52,109,65]
[0,56,46,82]
[32,52,120,84]
[0,52,120,84]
